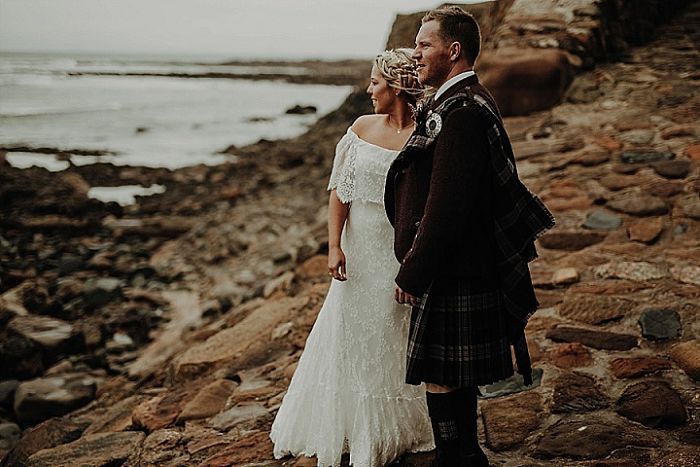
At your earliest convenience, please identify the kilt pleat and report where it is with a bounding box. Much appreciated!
[405,277,514,387]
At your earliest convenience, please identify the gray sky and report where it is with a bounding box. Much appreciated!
[0,0,489,59]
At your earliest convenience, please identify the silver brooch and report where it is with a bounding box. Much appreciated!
[425,112,442,138]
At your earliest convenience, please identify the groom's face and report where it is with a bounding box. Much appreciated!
[412,20,452,88]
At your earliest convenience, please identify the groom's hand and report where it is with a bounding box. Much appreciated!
[395,285,419,306]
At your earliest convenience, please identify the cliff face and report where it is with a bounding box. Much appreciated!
[386,0,696,116]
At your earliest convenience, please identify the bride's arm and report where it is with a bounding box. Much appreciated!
[327,189,349,281]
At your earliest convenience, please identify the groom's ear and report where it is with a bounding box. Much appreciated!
[449,42,462,62]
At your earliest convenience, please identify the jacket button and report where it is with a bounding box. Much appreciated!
[415,221,420,227]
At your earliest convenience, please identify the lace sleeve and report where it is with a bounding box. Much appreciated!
[327,128,357,204]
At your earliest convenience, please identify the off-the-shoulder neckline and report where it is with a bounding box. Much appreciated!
[347,127,401,153]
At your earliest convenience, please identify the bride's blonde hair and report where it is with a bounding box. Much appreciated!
[374,48,424,104]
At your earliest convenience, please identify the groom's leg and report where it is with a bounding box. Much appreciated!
[425,384,488,467]
[425,387,461,467]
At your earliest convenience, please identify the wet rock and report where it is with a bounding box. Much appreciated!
[619,129,655,145]
[558,294,633,325]
[479,368,543,398]
[546,326,637,350]
[82,277,122,308]
[670,264,700,286]
[538,231,606,250]
[549,343,593,369]
[639,308,681,340]
[582,209,622,230]
[627,217,664,243]
[533,415,651,460]
[285,105,317,115]
[669,341,700,381]
[481,392,543,451]
[610,356,672,379]
[616,381,687,427]
[551,372,609,413]
[0,422,21,450]
[621,151,674,164]
[0,380,19,409]
[594,261,668,281]
[13,373,99,427]
[0,417,86,467]
[7,315,84,357]
[607,192,668,216]
[131,390,188,432]
[652,159,690,179]
[25,431,145,467]
[176,379,238,423]
[551,267,580,286]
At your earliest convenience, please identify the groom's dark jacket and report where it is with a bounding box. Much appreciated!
[385,74,503,297]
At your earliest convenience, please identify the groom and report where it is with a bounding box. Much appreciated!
[384,6,554,467]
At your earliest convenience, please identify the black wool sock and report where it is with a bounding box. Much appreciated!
[426,391,462,466]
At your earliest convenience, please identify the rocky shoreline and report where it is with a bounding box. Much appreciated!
[1,1,699,466]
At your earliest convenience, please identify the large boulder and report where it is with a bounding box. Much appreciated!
[478,47,576,116]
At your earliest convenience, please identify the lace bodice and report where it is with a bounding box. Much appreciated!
[327,127,399,205]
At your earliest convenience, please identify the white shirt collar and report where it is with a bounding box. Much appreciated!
[434,70,476,101]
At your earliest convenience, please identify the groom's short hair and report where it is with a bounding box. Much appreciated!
[422,6,481,65]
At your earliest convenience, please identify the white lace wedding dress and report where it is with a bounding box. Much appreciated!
[270,127,434,466]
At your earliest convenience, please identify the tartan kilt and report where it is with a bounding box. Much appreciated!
[405,276,514,387]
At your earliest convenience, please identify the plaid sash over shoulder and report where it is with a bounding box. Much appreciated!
[401,89,555,385]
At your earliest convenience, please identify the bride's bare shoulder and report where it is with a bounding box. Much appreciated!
[351,114,384,137]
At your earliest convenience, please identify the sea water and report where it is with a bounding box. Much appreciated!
[0,53,353,171]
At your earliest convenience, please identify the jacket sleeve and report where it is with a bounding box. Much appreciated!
[395,106,490,296]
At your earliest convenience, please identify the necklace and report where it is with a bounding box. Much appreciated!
[387,115,414,134]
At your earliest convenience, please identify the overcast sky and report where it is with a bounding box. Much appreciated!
[0,0,489,59]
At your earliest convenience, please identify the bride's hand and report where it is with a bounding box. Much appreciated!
[327,246,347,281]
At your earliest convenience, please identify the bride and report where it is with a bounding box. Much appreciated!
[270,49,434,466]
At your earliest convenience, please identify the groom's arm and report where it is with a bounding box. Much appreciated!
[395,107,489,297]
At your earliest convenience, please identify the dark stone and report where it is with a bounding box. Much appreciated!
[652,159,690,179]
[638,308,681,340]
[538,231,606,250]
[551,372,609,413]
[582,209,622,230]
[82,277,122,308]
[0,381,19,409]
[285,105,317,115]
[58,255,85,276]
[546,326,637,350]
[0,334,43,380]
[13,374,98,427]
[621,151,674,164]
[0,423,21,451]
[616,381,687,427]
[479,368,543,398]
[534,417,626,460]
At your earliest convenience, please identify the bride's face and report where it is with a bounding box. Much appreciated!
[366,65,396,114]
